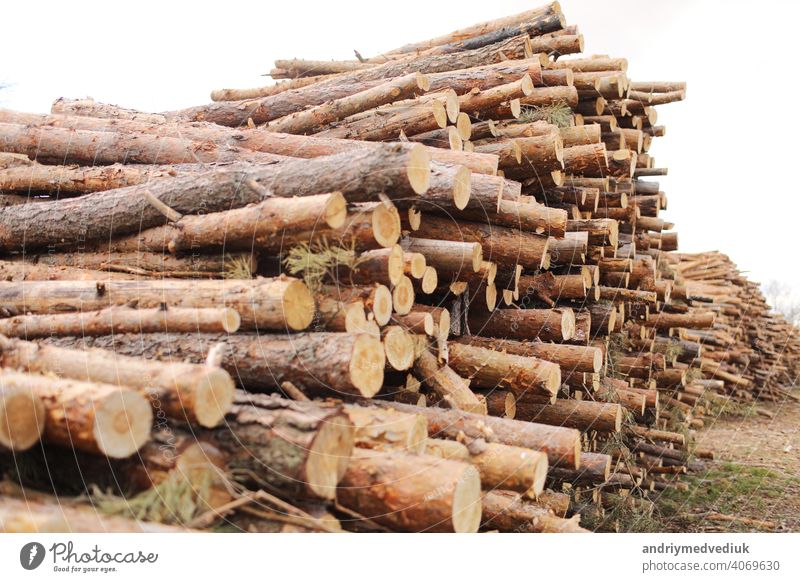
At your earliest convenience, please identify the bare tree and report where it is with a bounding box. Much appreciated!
[762,280,800,326]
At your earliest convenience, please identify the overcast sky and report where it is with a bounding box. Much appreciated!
[2,0,798,298]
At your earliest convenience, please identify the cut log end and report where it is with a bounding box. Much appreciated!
[407,207,422,230]
[306,413,356,499]
[325,192,348,229]
[407,144,432,195]
[383,326,415,371]
[421,267,438,294]
[453,166,472,210]
[221,308,242,333]
[392,276,416,315]
[195,368,236,428]
[561,309,576,341]
[451,464,482,533]
[372,285,393,326]
[0,386,45,451]
[349,334,387,398]
[456,113,472,141]
[283,280,316,331]
[93,389,152,458]
[372,203,401,248]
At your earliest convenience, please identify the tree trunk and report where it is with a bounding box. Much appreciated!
[0,371,151,458]
[10,250,257,278]
[0,277,315,331]
[337,448,482,533]
[0,336,234,428]
[0,109,498,176]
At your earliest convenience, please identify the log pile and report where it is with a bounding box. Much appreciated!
[1,2,797,533]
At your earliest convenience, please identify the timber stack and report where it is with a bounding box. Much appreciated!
[0,2,797,534]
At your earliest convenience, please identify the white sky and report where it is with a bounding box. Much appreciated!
[2,0,799,298]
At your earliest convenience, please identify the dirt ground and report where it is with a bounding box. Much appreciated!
[679,399,800,531]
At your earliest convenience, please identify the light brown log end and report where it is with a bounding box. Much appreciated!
[383,326,416,371]
[406,144,432,195]
[194,367,236,428]
[0,385,46,451]
[392,276,415,315]
[349,335,387,398]
[283,279,316,331]
[94,388,153,458]
[453,166,472,210]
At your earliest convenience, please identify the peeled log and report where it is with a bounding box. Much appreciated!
[0,336,234,428]
[454,336,602,373]
[0,306,240,338]
[44,332,386,398]
[338,448,482,533]
[0,277,314,332]
[213,393,354,500]
[448,342,560,400]
[0,383,45,451]
[381,401,581,469]
[468,308,576,342]
[0,371,151,458]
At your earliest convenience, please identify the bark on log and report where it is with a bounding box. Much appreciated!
[481,490,587,532]
[468,308,576,342]
[454,336,602,373]
[414,349,486,414]
[512,396,622,432]
[381,401,581,469]
[0,143,430,251]
[0,371,151,458]
[213,392,354,500]
[44,332,386,398]
[448,342,560,400]
[337,448,482,533]
[0,336,234,428]
[0,277,314,331]
[0,383,45,451]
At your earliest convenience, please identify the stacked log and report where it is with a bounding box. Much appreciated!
[0,2,797,534]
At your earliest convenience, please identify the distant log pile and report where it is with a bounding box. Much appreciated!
[0,1,797,534]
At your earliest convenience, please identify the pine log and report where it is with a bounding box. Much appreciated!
[344,404,427,454]
[448,342,560,400]
[0,277,314,331]
[481,490,587,532]
[468,308,576,342]
[44,332,386,398]
[0,371,151,458]
[0,109,497,176]
[454,336,602,373]
[338,449,481,533]
[0,336,234,428]
[214,393,354,500]
[381,401,581,469]
[414,350,486,414]
[0,143,431,251]
[513,396,622,432]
